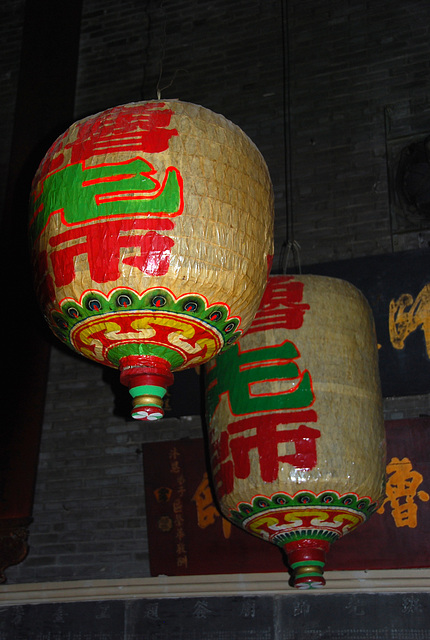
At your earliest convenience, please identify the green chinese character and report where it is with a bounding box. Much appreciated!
[206,340,314,416]
[30,158,182,242]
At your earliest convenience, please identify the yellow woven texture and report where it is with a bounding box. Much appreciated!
[209,275,386,511]
[35,100,274,334]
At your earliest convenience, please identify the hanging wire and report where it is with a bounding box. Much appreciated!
[141,0,172,101]
[140,1,157,100]
[284,240,302,274]
[155,1,168,100]
[279,0,301,274]
[150,1,188,100]
[157,68,187,100]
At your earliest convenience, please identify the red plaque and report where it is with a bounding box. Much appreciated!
[143,417,430,576]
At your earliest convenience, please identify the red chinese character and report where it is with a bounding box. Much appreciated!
[211,410,320,497]
[47,219,175,286]
[39,103,179,179]
[246,277,310,335]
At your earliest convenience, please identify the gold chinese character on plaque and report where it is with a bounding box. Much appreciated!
[389,284,430,356]
[192,472,231,538]
[377,457,429,528]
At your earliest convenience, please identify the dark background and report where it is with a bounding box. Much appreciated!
[1,0,429,635]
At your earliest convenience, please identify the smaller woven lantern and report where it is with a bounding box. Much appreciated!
[205,274,386,588]
[29,100,274,420]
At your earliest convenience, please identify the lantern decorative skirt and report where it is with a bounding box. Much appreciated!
[29,100,274,420]
[205,275,386,588]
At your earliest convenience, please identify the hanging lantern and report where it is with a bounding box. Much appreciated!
[29,100,274,420]
[205,274,386,588]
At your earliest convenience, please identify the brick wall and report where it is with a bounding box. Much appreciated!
[3,0,430,584]
[5,343,202,583]
[73,0,150,119]
[286,0,430,266]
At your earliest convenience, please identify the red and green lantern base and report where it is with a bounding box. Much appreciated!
[228,490,380,589]
[47,286,242,421]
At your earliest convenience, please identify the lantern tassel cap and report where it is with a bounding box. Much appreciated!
[119,355,174,421]
[284,539,329,589]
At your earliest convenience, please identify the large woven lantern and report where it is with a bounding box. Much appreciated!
[29,100,274,420]
[205,274,386,588]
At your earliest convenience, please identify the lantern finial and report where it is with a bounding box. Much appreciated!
[284,539,328,589]
[119,355,174,420]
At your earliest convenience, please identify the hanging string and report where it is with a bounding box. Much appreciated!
[156,69,163,100]
[157,68,187,100]
[280,0,301,274]
[155,1,168,100]
[284,240,302,274]
[152,1,187,100]
[140,1,163,100]
[141,0,174,101]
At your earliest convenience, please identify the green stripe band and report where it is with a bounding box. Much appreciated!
[291,560,325,569]
[129,385,167,398]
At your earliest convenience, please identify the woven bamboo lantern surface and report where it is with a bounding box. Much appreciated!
[205,274,386,587]
[29,100,274,419]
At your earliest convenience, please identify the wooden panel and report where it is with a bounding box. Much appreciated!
[299,248,430,398]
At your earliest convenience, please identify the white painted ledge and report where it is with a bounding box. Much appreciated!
[1,569,430,606]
